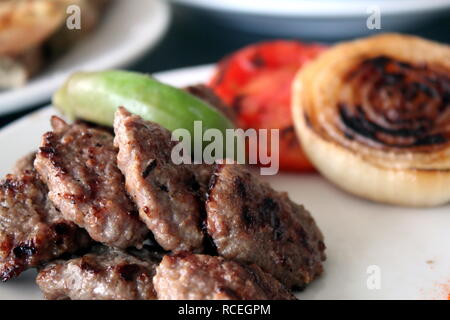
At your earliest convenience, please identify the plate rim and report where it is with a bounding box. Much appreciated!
[0,0,171,116]
[173,0,450,17]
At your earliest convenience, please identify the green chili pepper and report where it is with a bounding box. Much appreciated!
[53,70,234,134]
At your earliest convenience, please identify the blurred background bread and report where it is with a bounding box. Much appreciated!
[0,0,65,56]
[0,0,110,89]
[46,0,111,59]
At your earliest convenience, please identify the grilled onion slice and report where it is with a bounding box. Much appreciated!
[292,34,450,207]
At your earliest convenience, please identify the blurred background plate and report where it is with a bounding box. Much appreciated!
[173,0,450,39]
[0,0,170,116]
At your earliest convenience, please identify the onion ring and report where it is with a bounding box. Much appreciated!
[292,34,450,207]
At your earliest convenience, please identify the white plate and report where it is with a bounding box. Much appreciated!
[0,65,449,300]
[0,0,170,116]
[175,0,450,17]
[174,0,450,39]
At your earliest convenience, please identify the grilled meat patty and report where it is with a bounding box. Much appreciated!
[154,253,296,300]
[0,156,90,281]
[206,163,326,289]
[34,116,148,248]
[114,107,204,252]
[37,246,161,300]
[12,152,38,175]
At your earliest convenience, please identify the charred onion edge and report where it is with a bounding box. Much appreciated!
[292,33,450,207]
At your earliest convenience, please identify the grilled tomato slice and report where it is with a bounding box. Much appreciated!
[209,40,326,171]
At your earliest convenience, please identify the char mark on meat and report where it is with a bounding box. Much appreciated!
[206,163,326,289]
[153,253,296,300]
[36,246,161,300]
[34,116,148,249]
[113,107,208,252]
[0,154,90,281]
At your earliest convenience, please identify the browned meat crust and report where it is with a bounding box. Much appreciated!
[114,107,204,252]
[188,163,215,201]
[185,84,236,123]
[0,170,90,281]
[206,163,326,289]
[153,253,296,300]
[11,152,37,176]
[34,116,148,248]
[36,246,161,300]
